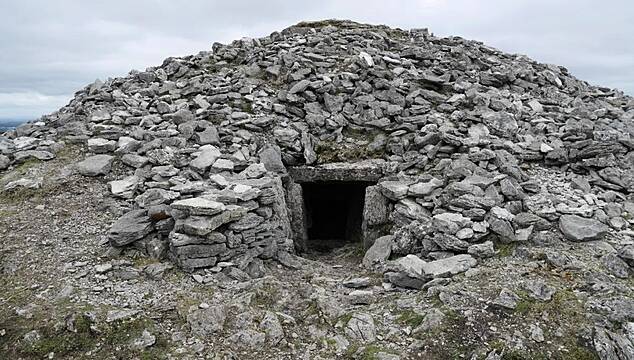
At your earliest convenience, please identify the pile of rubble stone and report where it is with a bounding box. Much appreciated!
[0,20,632,284]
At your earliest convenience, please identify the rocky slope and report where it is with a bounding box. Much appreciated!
[0,20,633,359]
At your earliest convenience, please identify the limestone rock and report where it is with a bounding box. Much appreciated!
[421,254,477,278]
[14,150,55,163]
[190,145,221,172]
[187,305,226,337]
[559,215,610,242]
[362,235,393,269]
[492,288,519,309]
[109,175,140,198]
[87,138,116,153]
[344,312,376,343]
[108,210,154,246]
[409,178,443,197]
[0,154,9,170]
[76,155,114,176]
[171,197,226,216]
[380,181,410,201]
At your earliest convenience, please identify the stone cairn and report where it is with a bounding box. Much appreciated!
[0,20,632,281]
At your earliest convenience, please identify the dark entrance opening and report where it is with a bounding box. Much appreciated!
[301,181,372,251]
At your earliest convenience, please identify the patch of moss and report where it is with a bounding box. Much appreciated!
[489,339,506,352]
[0,209,16,219]
[12,159,41,175]
[503,288,598,360]
[496,242,517,257]
[133,256,161,268]
[17,313,96,358]
[315,140,383,164]
[565,344,599,360]
[103,317,150,344]
[429,293,444,307]
[0,181,64,205]
[252,283,280,307]
[174,295,200,324]
[337,312,354,326]
[239,101,254,114]
[359,344,386,360]
[343,343,395,360]
[514,299,532,314]
[54,144,83,162]
[344,343,360,358]
[396,309,425,328]
[502,349,550,360]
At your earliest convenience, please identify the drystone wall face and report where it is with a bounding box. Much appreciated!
[0,20,632,275]
[167,175,292,271]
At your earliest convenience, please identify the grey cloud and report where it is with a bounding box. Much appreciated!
[0,0,632,120]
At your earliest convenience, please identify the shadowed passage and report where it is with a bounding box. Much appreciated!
[301,181,372,251]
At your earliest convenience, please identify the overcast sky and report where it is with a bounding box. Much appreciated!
[1,0,633,120]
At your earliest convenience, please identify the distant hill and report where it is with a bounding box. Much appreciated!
[0,119,28,132]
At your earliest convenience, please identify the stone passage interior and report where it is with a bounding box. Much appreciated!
[301,181,372,251]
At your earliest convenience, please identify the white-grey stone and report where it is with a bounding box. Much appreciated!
[109,175,140,198]
[190,145,221,172]
[362,235,393,269]
[408,178,443,197]
[559,215,610,242]
[76,155,114,176]
[492,288,519,309]
[421,254,477,278]
[349,290,373,305]
[87,138,116,153]
[380,181,410,200]
[171,197,226,216]
[344,312,376,343]
[187,305,226,337]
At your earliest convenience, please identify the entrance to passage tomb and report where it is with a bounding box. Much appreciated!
[286,162,389,253]
[301,181,370,251]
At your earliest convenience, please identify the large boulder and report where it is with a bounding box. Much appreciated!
[559,215,610,242]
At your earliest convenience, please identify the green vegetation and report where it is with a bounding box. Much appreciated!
[495,288,598,360]
[239,101,254,114]
[496,242,517,257]
[0,179,65,205]
[396,309,425,328]
[513,288,580,316]
[12,159,41,175]
[0,144,83,205]
[488,340,597,360]
[1,302,172,359]
[343,343,396,360]
[0,209,16,218]
[337,312,354,326]
[316,141,383,164]
[252,282,280,307]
